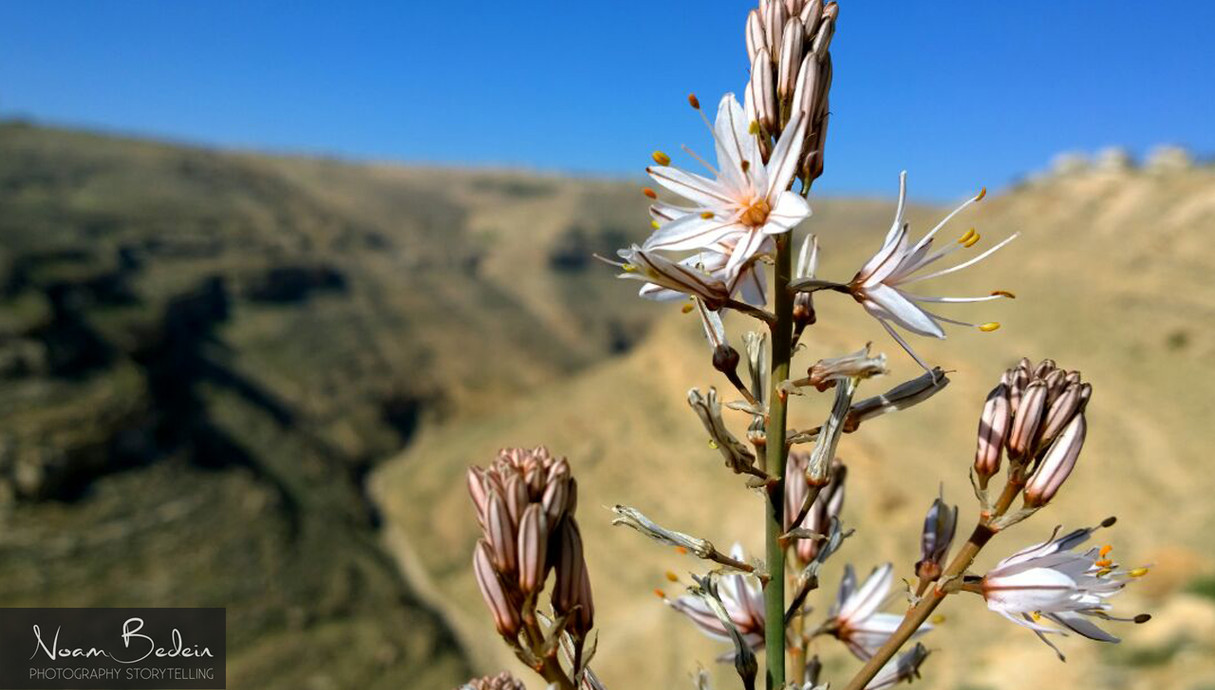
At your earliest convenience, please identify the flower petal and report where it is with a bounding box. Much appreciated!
[861,285,946,338]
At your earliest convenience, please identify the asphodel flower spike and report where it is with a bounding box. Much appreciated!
[847,172,1018,370]
[976,519,1150,660]
[642,93,810,277]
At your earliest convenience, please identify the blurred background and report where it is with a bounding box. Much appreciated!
[1,2,1213,689]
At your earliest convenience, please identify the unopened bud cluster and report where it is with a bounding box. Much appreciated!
[468,447,594,645]
[746,0,836,179]
[973,358,1091,506]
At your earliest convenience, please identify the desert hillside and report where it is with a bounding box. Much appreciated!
[373,155,1215,689]
[0,122,660,689]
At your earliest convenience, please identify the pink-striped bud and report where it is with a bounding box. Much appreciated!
[517,504,549,595]
[974,383,1011,486]
[799,0,823,39]
[468,467,489,528]
[552,518,588,622]
[1038,382,1089,448]
[763,0,788,56]
[745,9,766,64]
[473,540,520,638]
[1007,380,1048,460]
[1024,413,1086,507]
[749,48,778,132]
[486,491,518,575]
[777,18,805,101]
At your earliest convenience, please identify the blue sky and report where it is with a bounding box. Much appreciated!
[1,1,1211,200]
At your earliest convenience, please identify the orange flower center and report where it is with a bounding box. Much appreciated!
[740,198,771,228]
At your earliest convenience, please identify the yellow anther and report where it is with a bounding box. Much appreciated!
[1031,611,1042,621]
[958,228,977,244]
[651,220,661,230]
[1129,567,1150,578]
[991,290,1016,299]
[979,322,1001,332]
[653,588,666,599]
[1095,558,1113,568]
[642,187,658,199]
[675,546,688,555]
[700,211,715,219]
[1099,545,1113,558]
[748,120,761,135]
[681,303,694,314]
[963,232,982,248]
[622,265,637,273]
[665,570,680,583]
[976,187,987,201]
[652,150,671,166]
[688,93,701,109]
[708,439,719,450]
[1096,568,1113,577]
[930,614,946,625]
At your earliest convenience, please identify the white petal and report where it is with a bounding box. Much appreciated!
[862,285,946,338]
[648,165,737,208]
[839,563,892,623]
[643,214,745,252]
[763,190,812,233]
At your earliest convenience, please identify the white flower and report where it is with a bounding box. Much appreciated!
[980,521,1149,659]
[848,171,1017,370]
[667,545,766,651]
[831,563,929,660]
[644,93,811,278]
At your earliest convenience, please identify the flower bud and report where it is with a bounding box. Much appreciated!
[516,505,549,595]
[1038,382,1088,448]
[1024,413,1086,507]
[792,53,822,126]
[749,49,778,132]
[541,474,570,524]
[745,9,766,64]
[974,383,1011,486]
[1007,380,1048,460]
[810,13,834,60]
[468,467,489,528]
[503,472,527,524]
[473,540,520,638]
[916,491,958,583]
[799,0,823,38]
[553,518,589,623]
[571,557,595,637]
[777,17,805,102]
[763,0,788,56]
[486,491,518,575]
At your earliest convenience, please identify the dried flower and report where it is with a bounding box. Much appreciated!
[915,488,958,583]
[792,234,820,326]
[642,93,810,277]
[800,343,888,391]
[847,172,1016,370]
[844,367,950,432]
[978,519,1149,659]
[689,387,757,473]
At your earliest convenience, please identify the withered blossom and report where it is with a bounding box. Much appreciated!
[784,453,845,564]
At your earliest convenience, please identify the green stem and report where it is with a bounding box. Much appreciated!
[763,234,795,689]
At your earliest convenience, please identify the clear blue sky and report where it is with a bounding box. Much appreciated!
[1,1,1211,200]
